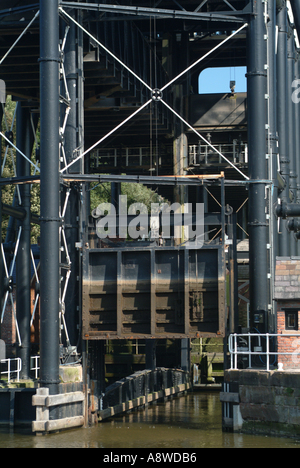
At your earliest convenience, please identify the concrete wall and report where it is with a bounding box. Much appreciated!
[223,369,300,439]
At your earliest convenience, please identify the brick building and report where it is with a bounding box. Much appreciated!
[274,257,300,369]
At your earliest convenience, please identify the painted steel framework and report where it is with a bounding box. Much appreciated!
[0,0,299,395]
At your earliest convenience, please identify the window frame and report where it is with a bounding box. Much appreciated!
[284,309,299,331]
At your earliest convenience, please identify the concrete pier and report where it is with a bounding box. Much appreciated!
[222,369,300,439]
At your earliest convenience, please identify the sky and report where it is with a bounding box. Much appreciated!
[199,66,247,94]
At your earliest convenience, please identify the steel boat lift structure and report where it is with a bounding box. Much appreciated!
[0,0,300,406]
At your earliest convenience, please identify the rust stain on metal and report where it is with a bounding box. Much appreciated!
[82,246,226,340]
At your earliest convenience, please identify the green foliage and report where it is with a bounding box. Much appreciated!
[90,180,166,213]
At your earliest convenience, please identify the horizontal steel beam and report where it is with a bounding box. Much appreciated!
[2,202,40,225]
[0,175,40,186]
[0,173,225,187]
[59,2,246,23]
[0,173,269,190]
[62,173,224,187]
[0,4,39,18]
[2,203,25,220]
[91,212,222,226]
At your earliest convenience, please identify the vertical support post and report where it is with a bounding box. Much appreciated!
[287,29,297,256]
[228,212,238,334]
[0,184,2,341]
[63,11,82,175]
[9,390,15,428]
[249,334,252,368]
[146,250,156,369]
[16,106,36,379]
[117,250,122,337]
[150,249,156,336]
[267,0,278,255]
[277,2,290,256]
[292,1,300,235]
[62,9,84,347]
[267,0,279,331]
[111,183,121,238]
[82,339,88,427]
[180,338,190,373]
[0,110,3,339]
[145,340,156,370]
[39,0,60,396]
[234,334,237,370]
[266,333,270,371]
[247,0,269,332]
[184,248,189,336]
[295,60,300,255]
[221,176,228,371]
[173,85,188,245]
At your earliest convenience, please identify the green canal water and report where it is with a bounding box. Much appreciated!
[0,392,299,448]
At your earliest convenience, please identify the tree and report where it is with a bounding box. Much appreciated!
[90,180,166,213]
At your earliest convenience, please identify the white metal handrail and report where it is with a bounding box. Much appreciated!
[0,358,22,383]
[228,333,300,371]
[30,355,40,379]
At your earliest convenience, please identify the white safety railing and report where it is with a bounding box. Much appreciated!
[0,358,22,383]
[30,355,40,379]
[189,142,248,167]
[229,333,300,371]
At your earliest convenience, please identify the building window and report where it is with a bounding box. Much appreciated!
[285,310,299,331]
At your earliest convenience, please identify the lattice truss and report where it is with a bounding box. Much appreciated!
[0,10,71,347]
[0,109,40,346]
[0,2,250,348]
[0,102,40,347]
[58,24,73,348]
[59,7,249,179]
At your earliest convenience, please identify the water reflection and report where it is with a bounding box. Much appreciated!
[1,392,300,448]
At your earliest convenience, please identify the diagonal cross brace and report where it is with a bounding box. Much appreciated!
[59,7,248,179]
[1,227,23,346]
[161,99,249,180]
[59,2,245,23]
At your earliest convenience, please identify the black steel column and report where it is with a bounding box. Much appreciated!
[267,0,280,331]
[247,0,269,331]
[180,338,190,373]
[267,0,279,260]
[287,30,297,256]
[295,60,300,255]
[0,109,3,339]
[227,211,238,334]
[39,0,60,395]
[277,2,290,256]
[145,340,156,370]
[62,13,80,348]
[16,106,36,379]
